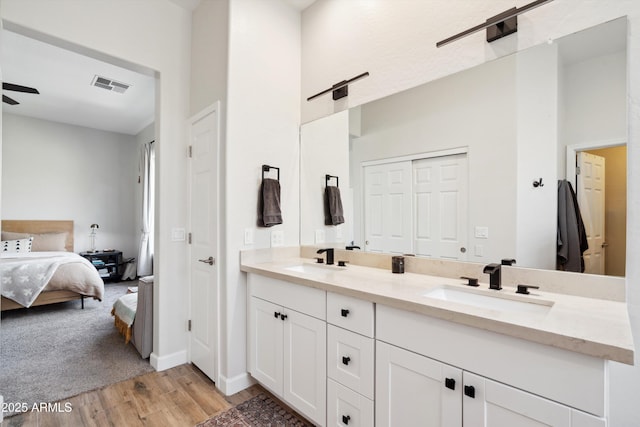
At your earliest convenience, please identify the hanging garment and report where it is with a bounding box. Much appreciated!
[557,180,588,272]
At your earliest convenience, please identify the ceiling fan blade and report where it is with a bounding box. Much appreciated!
[3,94,19,105]
[2,82,40,94]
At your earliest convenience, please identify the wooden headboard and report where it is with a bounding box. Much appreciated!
[1,220,74,252]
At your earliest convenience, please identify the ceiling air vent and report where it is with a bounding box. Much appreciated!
[91,75,130,94]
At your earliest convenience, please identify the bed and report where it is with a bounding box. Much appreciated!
[1,220,104,311]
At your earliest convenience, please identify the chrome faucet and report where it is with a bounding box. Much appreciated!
[316,248,335,265]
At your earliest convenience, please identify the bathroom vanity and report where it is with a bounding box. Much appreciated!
[241,247,633,427]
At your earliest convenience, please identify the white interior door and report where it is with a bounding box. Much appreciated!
[363,162,412,254]
[189,104,219,382]
[413,154,468,260]
[577,152,605,275]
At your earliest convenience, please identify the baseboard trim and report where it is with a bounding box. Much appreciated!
[218,372,255,396]
[150,350,188,371]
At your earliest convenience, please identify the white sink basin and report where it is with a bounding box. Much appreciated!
[422,286,553,314]
[284,263,344,274]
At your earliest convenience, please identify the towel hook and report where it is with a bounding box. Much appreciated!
[326,174,339,188]
[533,178,544,188]
[262,164,280,181]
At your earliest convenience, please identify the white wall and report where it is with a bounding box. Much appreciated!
[348,55,518,264]
[1,0,192,369]
[558,50,627,177]
[515,43,558,270]
[300,109,350,246]
[302,2,640,425]
[221,0,301,394]
[2,113,138,257]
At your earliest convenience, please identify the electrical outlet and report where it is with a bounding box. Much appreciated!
[271,230,284,247]
[315,229,325,244]
[475,244,484,257]
[244,228,254,245]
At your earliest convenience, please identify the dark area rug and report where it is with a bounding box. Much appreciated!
[0,282,154,416]
[198,393,312,427]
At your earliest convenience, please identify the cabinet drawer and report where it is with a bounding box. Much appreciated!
[248,273,326,320]
[327,379,374,427]
[327,292,374,337]
[327,325,374,400]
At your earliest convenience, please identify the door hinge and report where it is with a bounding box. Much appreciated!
[188,319,192,331]
[188,145,193,158]
[188,233,192,244]
[576,166,581,175]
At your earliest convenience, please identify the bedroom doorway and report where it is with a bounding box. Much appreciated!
[0,23,160,406]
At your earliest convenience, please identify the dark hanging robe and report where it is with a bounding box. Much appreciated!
[557,180,589,272]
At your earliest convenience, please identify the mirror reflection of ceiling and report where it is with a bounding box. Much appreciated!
[1,29,155,135]
[300,17,627,277]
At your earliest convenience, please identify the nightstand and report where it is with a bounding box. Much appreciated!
[80,250,123,281]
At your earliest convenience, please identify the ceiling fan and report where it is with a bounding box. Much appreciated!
[2,82,40,105]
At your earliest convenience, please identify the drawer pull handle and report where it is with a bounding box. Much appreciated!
[280,313,288,321]
[274,311,281,319]
[341,309,350,317]
[342,356,351,365]
[342,415,351,425]
[445,377,456,390]
[464,385,475,398]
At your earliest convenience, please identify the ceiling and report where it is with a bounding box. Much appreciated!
[0,0,316,136]
[1,29,156,135]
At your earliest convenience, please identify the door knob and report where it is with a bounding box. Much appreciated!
[198,256,215,265]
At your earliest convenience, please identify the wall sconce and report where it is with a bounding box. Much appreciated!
[307,72,370,102]
[89,223,99,253]
[436,0,554,48]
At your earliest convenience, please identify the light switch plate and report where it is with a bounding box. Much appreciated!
[171,228,186,241]
[271,230,284,247]
[244,228,254,245]
[475,226,489,239]
[315,229,325,244]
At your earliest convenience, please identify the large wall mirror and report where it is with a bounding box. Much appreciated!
[300,17,627,277]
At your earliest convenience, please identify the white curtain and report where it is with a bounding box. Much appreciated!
[138,142,155,276]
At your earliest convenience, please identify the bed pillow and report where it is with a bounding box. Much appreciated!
[1,237,33,253]
[1,231,30,241]
[31,232,68,252]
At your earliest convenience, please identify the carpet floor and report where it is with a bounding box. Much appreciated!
[0,282,154,416]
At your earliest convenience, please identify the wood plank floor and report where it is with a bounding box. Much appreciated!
[2,364,264,427]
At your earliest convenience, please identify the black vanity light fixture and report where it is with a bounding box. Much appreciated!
[436,0,554,48]
[307,72,370,102]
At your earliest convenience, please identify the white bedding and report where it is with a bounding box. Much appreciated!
[0,252,104,308]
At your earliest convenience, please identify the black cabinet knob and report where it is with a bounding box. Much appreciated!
[342,415,351,425]
[341,309,350,317]
[274,311,281,319]
[280,313,288,321]
[342,356,351,365]
[445,377,456,390]
[464,385,476,398]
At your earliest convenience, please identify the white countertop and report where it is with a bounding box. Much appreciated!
[241,256,635,365]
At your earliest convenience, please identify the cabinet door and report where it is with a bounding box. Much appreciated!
[283,309,327,426]
[463,372,572,427]
[376,341,462,427]
[248,297,284,396]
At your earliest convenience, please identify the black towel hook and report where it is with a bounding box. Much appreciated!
[533,178,544,188]
[262,164,280,181]
[326,174,339,188]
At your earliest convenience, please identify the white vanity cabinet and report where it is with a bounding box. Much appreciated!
[326,292,375,427]
[376,304,608,427]
[248,274,326,426]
